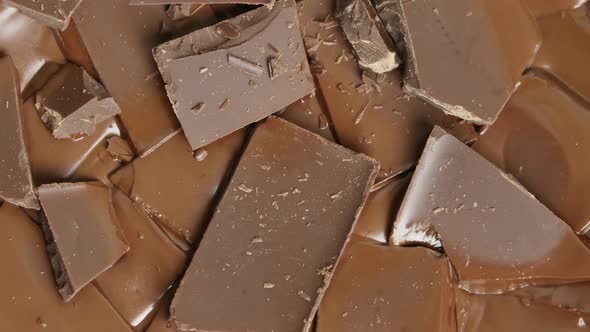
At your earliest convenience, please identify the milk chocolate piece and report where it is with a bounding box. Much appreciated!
[513,282,590,315]
[110,130,247,246]
[145,295,177,332]
[298,0,479,183]
[166,4,206,21]
[56,21,99,79]
[106,137,135,164]
[455,289,590,332]
[279,92,336,141]
[532,5,590,103]
[156,0,314,150]
[72,0,180,156]
[318,236,455,332]
[522,0,587,18]
[4,0,83,31]
[393,127,590,293]
[336,0,399,74]
[35,64,121,140]
[0,203,132,332]
[130,0,274,4]
[0,4,65,98]
[171,117,378,332]
[38,182,129,301]
[395,0,540,124]
[473,75,590,234]
[0,56,39,209]
[94,190,186,328]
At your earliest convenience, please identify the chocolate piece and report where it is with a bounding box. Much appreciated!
[0,203,132,332]
[522,0,588,18]
[166,4,206,21]
[0,4,65,98]
[473,75,590,234]
[156,0,314,150]
[55,21,100,81]
[106,137,135,164]
[94,190,186,328]
[513,282,590,315]
[336,0,399,74]
[317,236,455,332]
[110,129,247,246]
[72,0,180,156]
[146,295,177,332]
[393,127,590,293]
[130,0,274,5]
[395,0,540,124]
[35,64,121,140]
[279,92,336,141]
[351,175,410,243]
[171,117,378,332]
[532,4,590,103]
[4,0,83,31]
[455,289,590,331]
[0,56,39,209]
[38,182,129,301]
[69,140,131,186]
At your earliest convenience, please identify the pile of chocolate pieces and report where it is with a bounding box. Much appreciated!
[1,0,590,331]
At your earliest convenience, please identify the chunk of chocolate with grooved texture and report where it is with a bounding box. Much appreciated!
[4,0,83,31]
[39,182,129,302]
[395,0,540,124]
[0,56,38,209]
[171,117,379,332]
[35,64,121,140]
[393,127,590,293]
[155,0,314,150]
[336,0,399,74]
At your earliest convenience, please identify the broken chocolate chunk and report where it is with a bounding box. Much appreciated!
[106,137,135,164]
[171,117,379,332]
[336,0,399,74]
[4,0,83,31]
[393,127,590,293]
[35,64,121,140]
[38,182,129,302]
[155,0,314,150]
[0,56,39,209]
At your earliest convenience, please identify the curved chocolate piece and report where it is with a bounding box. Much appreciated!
[3,0,83,31]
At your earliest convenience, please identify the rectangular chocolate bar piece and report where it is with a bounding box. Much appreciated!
[39,182,129,302]
[0,56,38,209]
[171,117,379,332]
[4,0,83,31]
[155,0,315,150]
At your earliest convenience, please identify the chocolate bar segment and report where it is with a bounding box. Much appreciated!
[39,182,129,301]
[35,64,121,140]
[4,0,83,31]
[317,237,455,332]
[0,56,39,209]
[156,0,314,150]
[171,117,379,332]
[395,0,540,124]
[336,0,399,74]
[393,127,590,293]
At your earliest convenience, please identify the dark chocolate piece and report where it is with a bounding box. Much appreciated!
[336,0,399,74]
[455,288,590,331]
[395,0,540,124]
[155,0,314,150]
[38,182,129,301]
[171,117,378,332]
[130,0,274,5]
[110,130,247,246]
[0,4,65,98]
[393,127,590,293]
[35,64,121,140]
[4,0,83,31]
[317,236,455,332]
[473,75,590,234]
[0,56,39,209]
[0,203,132,332]
[94,190,186,328]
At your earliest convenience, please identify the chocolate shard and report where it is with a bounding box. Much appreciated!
[38,182,129,302]
[455,288,590,332]
[154,0,315,150]
[130,0,275,5]
[0,56,39,210]
[317,236,456,332]
[3,0,83,31]
[35,64,121,140]
[0,203,132,332]
[473,75,590,234]
[336,0,400,74]
[393,127,590,293]
[0,4,65,98]
[171,117,379,332]
[394,0,540,124]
